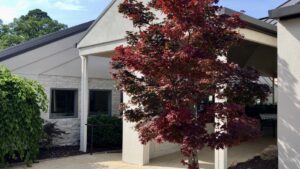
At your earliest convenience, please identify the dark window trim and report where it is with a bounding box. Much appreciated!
[88,89,112,117]
[50,88,79,119]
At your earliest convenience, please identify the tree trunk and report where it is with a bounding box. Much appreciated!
[188,150,199,169]
[188,105,200,168]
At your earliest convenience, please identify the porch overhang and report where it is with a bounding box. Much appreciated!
[77,27,277,60]
[239,28,277,48]
[228,40,277,77]
[77,6,277,57]
[78,28,277,79]
[78,39,125,57]
[220,8,277,37]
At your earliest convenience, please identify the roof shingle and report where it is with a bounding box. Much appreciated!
[0,20,93,62]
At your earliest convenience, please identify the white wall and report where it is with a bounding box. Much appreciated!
[277,18,300,169]
[122,93,150,165]
[78,0,134,49]
[149,141,179,159]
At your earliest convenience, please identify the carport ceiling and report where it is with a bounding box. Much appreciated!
[228,40,277,77]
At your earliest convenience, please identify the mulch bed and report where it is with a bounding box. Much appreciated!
[5,146,85,165]
[39,146,85,160]
[228,156,278,169]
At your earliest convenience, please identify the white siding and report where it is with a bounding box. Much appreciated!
[277,18,300,169]
[149,141,180,159]
[78,0,134,49]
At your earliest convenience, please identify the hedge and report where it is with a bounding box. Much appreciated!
[88,115,122,148]
[0,65,47,167]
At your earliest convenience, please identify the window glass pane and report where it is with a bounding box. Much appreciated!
[197,96,214,114]
[51,90,77,118]
[89,90,111,116]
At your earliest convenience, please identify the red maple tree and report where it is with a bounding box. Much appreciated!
[112,0,270,168]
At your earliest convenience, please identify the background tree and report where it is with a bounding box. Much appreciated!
[0,9,67,50]
[0,65,48,167]
[112,0,270,169]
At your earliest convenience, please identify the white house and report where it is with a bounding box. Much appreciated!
[0,21,121,146]
[0,0,284,169]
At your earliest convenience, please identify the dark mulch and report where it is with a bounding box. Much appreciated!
[228,156,278,169]
[87,146,122,154]
[5,146,85,165]
[39,146,85,160]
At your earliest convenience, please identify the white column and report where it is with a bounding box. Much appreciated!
[214,57,228,169]
[80,55,89,152]
[214,96,228,169]
[214,117,228,169]
[122,92,150,165]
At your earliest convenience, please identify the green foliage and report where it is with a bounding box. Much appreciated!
[0,9,67,50]
[88,115,122,148]
[0,65,48,167]
[40,121,67,149]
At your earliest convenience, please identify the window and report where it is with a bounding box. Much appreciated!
[197,96,214,114]
[89,90,112,116]
[50,89,78,118]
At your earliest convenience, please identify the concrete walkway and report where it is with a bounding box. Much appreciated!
[9,137,276,169]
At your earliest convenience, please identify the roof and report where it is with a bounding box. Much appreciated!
[219,8,277,36]
[277,0,300,8]
[269,1,300,19]
[0,20,94,62]
[260,17,278,26]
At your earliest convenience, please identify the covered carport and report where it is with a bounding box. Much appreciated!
[76,1,277,169]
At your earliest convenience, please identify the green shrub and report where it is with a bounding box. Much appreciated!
[88,115,122,148]
[0,65,47,167]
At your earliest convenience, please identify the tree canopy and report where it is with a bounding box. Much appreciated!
[0,9,67,50]
[112,0,270,169]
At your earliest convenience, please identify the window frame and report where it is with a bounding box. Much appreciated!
[88,89,112,117]
[50,88,79,119]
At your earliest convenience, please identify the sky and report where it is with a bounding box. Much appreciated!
[0,0,287,27]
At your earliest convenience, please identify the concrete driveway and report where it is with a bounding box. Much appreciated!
[9,136,276,169]
[9,152,184,169]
